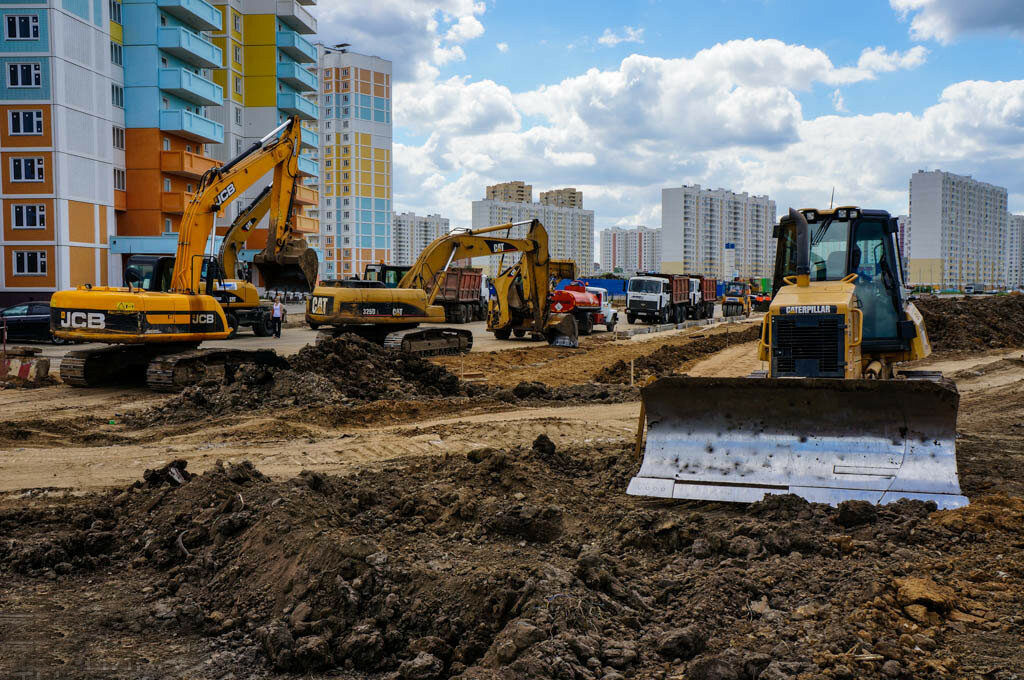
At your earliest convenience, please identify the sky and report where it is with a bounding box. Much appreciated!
[310,0,1024,233]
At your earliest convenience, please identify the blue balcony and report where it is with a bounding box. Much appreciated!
[297,155,318,178]
[277,62,316,92]
[276,30,316,63]
[157,0,222,32]
[158,27,222,69]
[159,68,223,106]
[278,92,318,121]
[300,127,319,150]
[160,109,224,144]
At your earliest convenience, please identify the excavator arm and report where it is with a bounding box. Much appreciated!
[218,185,272,280]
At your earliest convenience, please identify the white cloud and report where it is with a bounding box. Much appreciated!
[891,0,1024,43]
[831,88,847,112]
[496,41,509,53]
[856,45,929,72]
[597,26,645,47]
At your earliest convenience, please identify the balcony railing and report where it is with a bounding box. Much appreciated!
[293,214,318,233]
[278,92,318,121]
[160,150,219,178]
[276,0,317,34]
[276,30,316,63]
[293,185,319,206]
[300,127,318,150]
[156,0,222,32]
[296,155,317,177]
[159,68,223,106]
[159,109,224,144]
[277,62,316,92]
[158,27,222,69]
[161,191,196,214]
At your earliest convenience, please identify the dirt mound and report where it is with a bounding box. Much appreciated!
[4,445,1023,679]
[595,326,762,383]
[916,295,1024,351]
[131,334,469,425]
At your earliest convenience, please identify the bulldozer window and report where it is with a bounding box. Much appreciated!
[852,219,900,341]
[809,219,849,281]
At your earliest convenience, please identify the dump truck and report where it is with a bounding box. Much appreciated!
[629,206,967,509]
[626,273,716,324]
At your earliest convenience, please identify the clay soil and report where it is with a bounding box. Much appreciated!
[2,302,1024,679]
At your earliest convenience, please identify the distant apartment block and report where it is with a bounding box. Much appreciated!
[472,184,595,276]
[907,170,1008,289]
[661,184,775,279]
[539,187,582,208]
[392,212,449,266]
[599,225,661,275]
[1008,214,1024,289]
[486,180,531,203]
[314,47,392,280]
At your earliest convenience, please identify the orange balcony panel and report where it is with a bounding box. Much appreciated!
[293,214,318,234]
[160,150,219,178]
[114,190,127,212]
[293,184,319,206]
[161,191,195,214]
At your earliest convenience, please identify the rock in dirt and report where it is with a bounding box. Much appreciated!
[893,577,956,614]
[656,625,707,660]
[142,459,192,487]
[835,500,878,528]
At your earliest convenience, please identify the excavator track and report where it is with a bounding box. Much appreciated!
[60,345,187,388]
[382,327,473,356]
[145,348,287,392]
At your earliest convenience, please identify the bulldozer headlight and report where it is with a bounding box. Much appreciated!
[849,209,859,219]
[804,210,817,222]
[838,209,847,218]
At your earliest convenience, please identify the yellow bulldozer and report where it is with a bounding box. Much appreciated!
[306,219,577,354]
[629,207,967,509]
[50,117,314,390]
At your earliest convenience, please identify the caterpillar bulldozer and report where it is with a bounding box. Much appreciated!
[629,206,967,509]
[306,219,577,354]
[51,117,312,390]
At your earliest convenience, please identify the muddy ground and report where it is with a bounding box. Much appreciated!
[2,300,1024,679]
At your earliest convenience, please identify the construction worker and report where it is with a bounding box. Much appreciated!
[271,296,284,338]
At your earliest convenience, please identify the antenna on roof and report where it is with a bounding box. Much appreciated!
[829,186,835,209]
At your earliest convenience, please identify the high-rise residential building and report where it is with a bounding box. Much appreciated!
[471,184,595,276]
[1007,214,1024,289]
[1,1,120,304]
[539,187,582,208]
[313,46,392,280]
[486,180,531,203]
[392,212,449,266]
[0,0,320,305]
[661,184,775,279]
[599,225,661,275]
[897,214,909,272]
[907,170,1008,289]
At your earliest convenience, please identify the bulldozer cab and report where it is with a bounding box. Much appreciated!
[774,209,908,350]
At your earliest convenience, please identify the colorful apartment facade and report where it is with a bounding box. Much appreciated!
[0,0,319,305]
[313,46,393,280]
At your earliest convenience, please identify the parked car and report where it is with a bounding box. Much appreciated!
[0,301,67,344]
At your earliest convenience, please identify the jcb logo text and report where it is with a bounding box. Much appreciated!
[60,312,105,329]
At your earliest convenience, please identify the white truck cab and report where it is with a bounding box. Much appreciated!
[586,286,619,332]
[626,275,670,324]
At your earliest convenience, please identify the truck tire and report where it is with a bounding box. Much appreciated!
[226,312,239,339]
[253,312,273,337]
[659,308,668,325]
[627,313,636,325]
[605,319,616,332]
[462,304,472,324]
[494,327,512,340]
[513,328,527,338]
[577,313,594,336]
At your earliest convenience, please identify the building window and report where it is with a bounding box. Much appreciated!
[7,63,41,88]
[5,15,39,40]
[8,110,42,136]
[109,0,122,24]
[162,137,170,151]
[233,45,242,63]
[11,204,45,229]
[113,168,126,191]
[112,84,124,108]
[233,13,241,32]
[13,250,47,276]
[235,139,242,154]
[163,178,171,192]
[234,107,242,125]
[11,157,44,182]
[234,76,242,95]
[112,126,125,149]
[110,42,122,66]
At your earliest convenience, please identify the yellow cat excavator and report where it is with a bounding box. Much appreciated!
[51,117,312,390]
[629,207,967,509]
[306,219,577,354]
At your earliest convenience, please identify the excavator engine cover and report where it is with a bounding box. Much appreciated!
[628,376,968,509]
[254,241,318,292]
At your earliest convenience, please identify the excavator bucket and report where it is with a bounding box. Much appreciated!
[545,313,579,348]
[253,240,319,293]
[628,376,968,509]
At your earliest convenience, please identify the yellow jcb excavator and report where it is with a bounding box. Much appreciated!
[630,207,967,509]
[306,219,577,354]
[51,117,312,390]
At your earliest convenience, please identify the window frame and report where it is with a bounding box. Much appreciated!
[109,0,122,25]
[11,203,46,230]
[110,42,123,66]
[5,14,40,40]
[8,109,43,136]
[113,168,126,191]
[7,62,41,88]
[111,84,124,108]
[12,250,47,276]
[112,125,125,150]
[10,157,45,183]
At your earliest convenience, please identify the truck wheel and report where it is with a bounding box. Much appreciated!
[494,327,512,340]
[627,313,636,325]
[226,312,239,339]
[659,308,668,325]
[605,320,616,333]
[461,304,472,324]
[513,328,527,338]
[253,314,272,337]
[577,313,593,336]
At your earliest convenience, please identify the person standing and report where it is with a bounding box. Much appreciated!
[271,296,284,338]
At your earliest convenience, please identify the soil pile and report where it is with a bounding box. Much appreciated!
[916,295,1024,351]
[3,445,1022,679]
[595,325,761,383]
[132,334,468,424]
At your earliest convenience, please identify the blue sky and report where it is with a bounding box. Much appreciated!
[313,0,1024,230]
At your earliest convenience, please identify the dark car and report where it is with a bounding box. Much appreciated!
[0,301,67,344]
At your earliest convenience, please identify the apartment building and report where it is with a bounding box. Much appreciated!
[0,0,319,305]
[313,47,392,280]
[471,184,595,276]
[486,180,531,203]
[539,187,582,209]
[0,0,118,304]
[1007,214,1024,289]
[907,170,1008,289]
[598,225,661,275]
[392,212,449,266]
[661,184,775,279]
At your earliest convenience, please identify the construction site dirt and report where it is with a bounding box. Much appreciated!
[1,297,1023,679]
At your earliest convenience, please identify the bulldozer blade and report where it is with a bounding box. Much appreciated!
[628,376,968,509]
[253,243,318,293]
[545,313,578,348]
